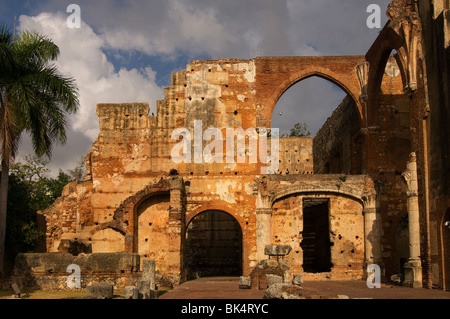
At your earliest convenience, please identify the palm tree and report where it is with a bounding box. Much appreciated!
[0,25,79,274]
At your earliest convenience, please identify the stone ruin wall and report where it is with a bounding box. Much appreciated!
[313,95,361,175]
[37,48,428,288]
[20,0,450,291]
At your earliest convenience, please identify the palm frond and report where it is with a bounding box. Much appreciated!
[0,26,14,81]
[0,26,79,161]
[13,31,60,67]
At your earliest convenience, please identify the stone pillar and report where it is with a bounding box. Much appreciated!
[167,177,185,285]
[362,194,384,277]
[125,234,134,253]
[402,152,423,288]
[142,259,156,290]
[256,208,272,261]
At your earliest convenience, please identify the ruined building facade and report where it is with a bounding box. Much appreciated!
[38,0,450,290]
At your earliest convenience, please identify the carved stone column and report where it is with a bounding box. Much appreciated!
[362,193,384,277]
[167,176,185,285]
[255,179,274,261]
[402,152,423,288]
[256,208,272,261]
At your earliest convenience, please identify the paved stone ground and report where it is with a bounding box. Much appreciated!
[159,277,450,299]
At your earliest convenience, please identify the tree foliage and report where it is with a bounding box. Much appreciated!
[5,155,71,252]
[0,25,79,272]
[287,122,311,137]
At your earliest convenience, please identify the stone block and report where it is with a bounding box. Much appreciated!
[257,259,279,269]
[73,252,140,273]
[137,280,158,299]
[87,282,114,299]
[292,274,303,286]
[57,240,92,256]
[13,253,74,274]
[11,283,21,295]
[124,286,139,299]
[263,283,289,299]
[239,276,251,289]
[142,259,156,290]
[264,245,292,257]
[266,274,282,287]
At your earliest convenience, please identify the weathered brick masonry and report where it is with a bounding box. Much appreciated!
[19,0,450,291]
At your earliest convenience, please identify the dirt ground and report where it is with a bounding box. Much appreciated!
[1,277,450,299]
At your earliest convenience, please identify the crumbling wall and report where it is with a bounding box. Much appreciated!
[37,41,429,288]
[313,96,361,174]
[268,174,369,280]
[278,137,313,175]
[42,181,94,253]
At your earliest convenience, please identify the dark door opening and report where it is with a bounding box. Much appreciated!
[301,198,332,273]
[185,210,242,279]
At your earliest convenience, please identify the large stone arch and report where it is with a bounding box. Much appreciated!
[272,187,366,207]
[92,178,176,253]
[186,202,245,229]
[255,175,383,274]
[366,25,407,99]
[253,56,366,128]
[184,208,243,279]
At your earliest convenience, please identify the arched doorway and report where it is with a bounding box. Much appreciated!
[136,193,170,270]
[185,210,242,279]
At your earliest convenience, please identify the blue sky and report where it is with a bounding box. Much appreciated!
[1,0,391,175]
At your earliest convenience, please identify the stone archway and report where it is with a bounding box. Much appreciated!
[185,210,243,279]
[253,56,366,128]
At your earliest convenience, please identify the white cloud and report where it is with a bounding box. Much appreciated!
[16,11,164,175]
[18,12,164,141]
[13,0,393,175]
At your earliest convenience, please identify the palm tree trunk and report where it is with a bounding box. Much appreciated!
[0,159,9,275]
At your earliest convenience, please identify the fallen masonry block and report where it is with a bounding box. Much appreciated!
[87,282,114,299]
[266,274,283,287]
[264,245,292,257]
[142,259,156,290]
[239,276,251,289]
[292,274,303,286]
[124,286,140,299]
[137,280,158,299]
[263,283,290,299]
